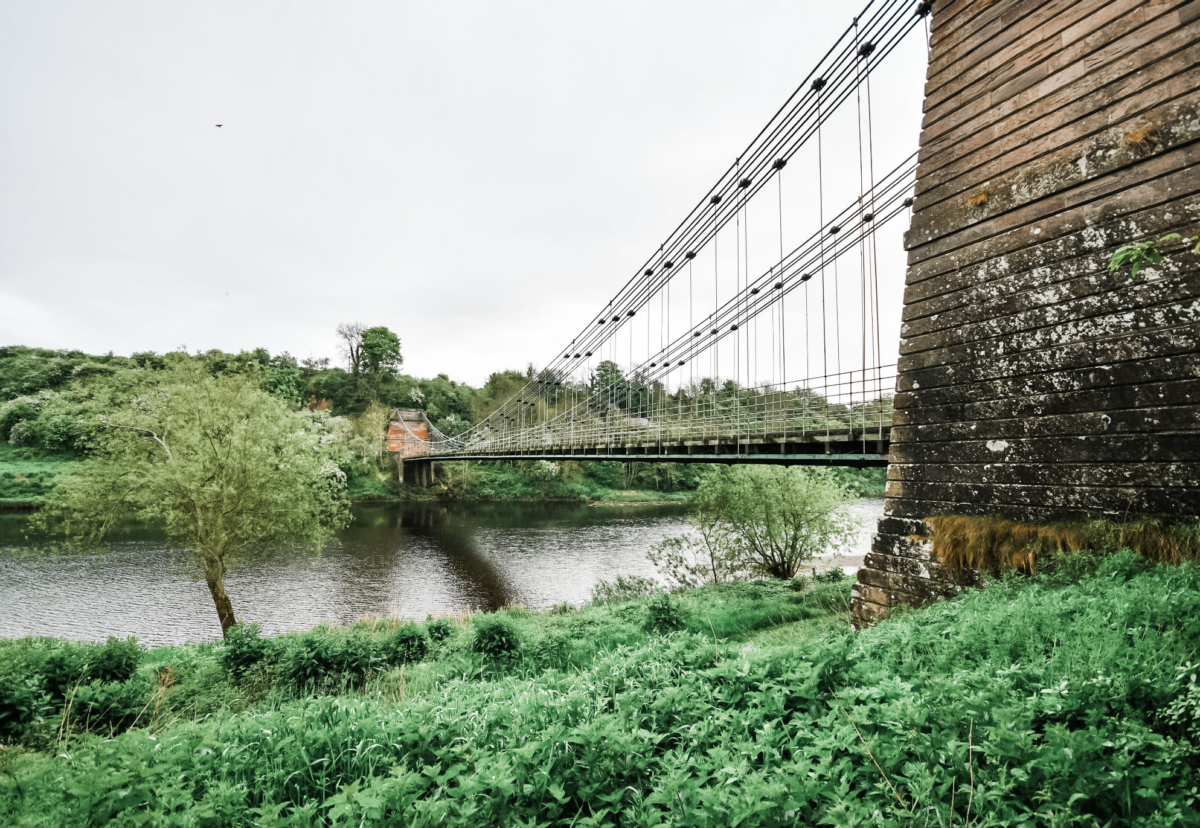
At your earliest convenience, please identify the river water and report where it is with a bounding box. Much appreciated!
[1,498,884,646]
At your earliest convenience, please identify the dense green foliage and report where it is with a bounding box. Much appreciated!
[220,623,273,680]
[383,625,429,666]
[471,617,522,660]
[0,636,144,742]
[430,462,884,504]
[434,458,708,502]
[2,557,1199,826]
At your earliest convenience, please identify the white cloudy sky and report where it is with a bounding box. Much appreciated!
[0,1,929,386]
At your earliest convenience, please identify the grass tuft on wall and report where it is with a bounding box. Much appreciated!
[923,514,1200,574]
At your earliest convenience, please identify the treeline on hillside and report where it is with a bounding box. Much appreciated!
[0,336,526,449]
[0,339,887,505]
[0,336,525,505]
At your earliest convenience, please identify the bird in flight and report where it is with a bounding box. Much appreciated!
[215,124,223,128]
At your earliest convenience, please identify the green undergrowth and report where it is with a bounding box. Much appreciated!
[3,555,1200,826]
[0,444,79,509]
[344,468,398,502]
[399,461,884,504]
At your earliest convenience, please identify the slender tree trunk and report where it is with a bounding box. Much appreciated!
[204,557,237,637]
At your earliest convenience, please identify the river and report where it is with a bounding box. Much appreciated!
[1,498,884,646]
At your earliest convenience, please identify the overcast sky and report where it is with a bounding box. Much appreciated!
[0,1,929,387]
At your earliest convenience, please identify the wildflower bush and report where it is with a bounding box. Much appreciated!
[643,591,687,633]
[1,557,1199,826]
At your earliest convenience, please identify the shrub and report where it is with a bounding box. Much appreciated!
[0,402,38,441]
[1162,662,1200,745]
[690,465,858,579]
[644,592,687,634]
[1036,548,1107,587]
[0,668,47,741]
[530,630,570,670]
[333,635,379,681]
[284,634,342,690]
[590,574,659,605]
[221,623,271,679]
[426,619,453,643]
[1097,549,1150,581]
[91,637,142,684]
[384,624,428,666]
[7,420,35,447]
[70,676,152,734]
[40,644,92,700]
[472,617,520,660]
[814,568,846,584]
[285,633,381,690]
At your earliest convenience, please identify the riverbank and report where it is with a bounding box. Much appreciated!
[359,461,887,505]
[2,552,1197,826]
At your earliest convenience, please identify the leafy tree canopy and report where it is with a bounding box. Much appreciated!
[34,364,351,635]
[359,327,402,378]
[651,466,859,583]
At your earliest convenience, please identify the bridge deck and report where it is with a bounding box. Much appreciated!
[414,429,891,467]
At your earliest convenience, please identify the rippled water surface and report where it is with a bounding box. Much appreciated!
[2,499,883,646]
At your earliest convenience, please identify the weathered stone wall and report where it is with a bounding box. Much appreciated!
[852,0,1200,627]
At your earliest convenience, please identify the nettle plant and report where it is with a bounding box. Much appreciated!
[1109,231,1200,278]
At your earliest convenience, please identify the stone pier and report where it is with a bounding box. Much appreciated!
[852,0,1200,627]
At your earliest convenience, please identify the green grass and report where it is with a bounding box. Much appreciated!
[2,557,1199,826]
[0,444,79,509]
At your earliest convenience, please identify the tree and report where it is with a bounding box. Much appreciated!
[360,327,402,378]
[650,465,858,582]
[589,360,626,415]
[335,322,368,375]
[648,491,743,588]
[34,366,351,636]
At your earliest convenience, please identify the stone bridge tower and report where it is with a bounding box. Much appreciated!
[852,0,1200,626]
[387,408,436,486]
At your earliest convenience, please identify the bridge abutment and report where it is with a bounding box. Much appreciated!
[853,0,1200,627]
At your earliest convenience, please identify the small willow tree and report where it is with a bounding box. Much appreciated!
[36,366,351,636]
[692,465,858,580]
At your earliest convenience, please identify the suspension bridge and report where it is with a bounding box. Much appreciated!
[394,0,931,478]
[390,0,1200,627]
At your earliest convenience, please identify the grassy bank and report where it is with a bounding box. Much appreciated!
[0,445,79,511]
[2,554,1198,826]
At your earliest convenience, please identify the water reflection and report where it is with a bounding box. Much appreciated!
[1,499,883,647]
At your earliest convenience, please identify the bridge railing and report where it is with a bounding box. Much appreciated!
[424,365,896,456]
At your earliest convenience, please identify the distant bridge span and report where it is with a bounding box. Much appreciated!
[389,365,897,484]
